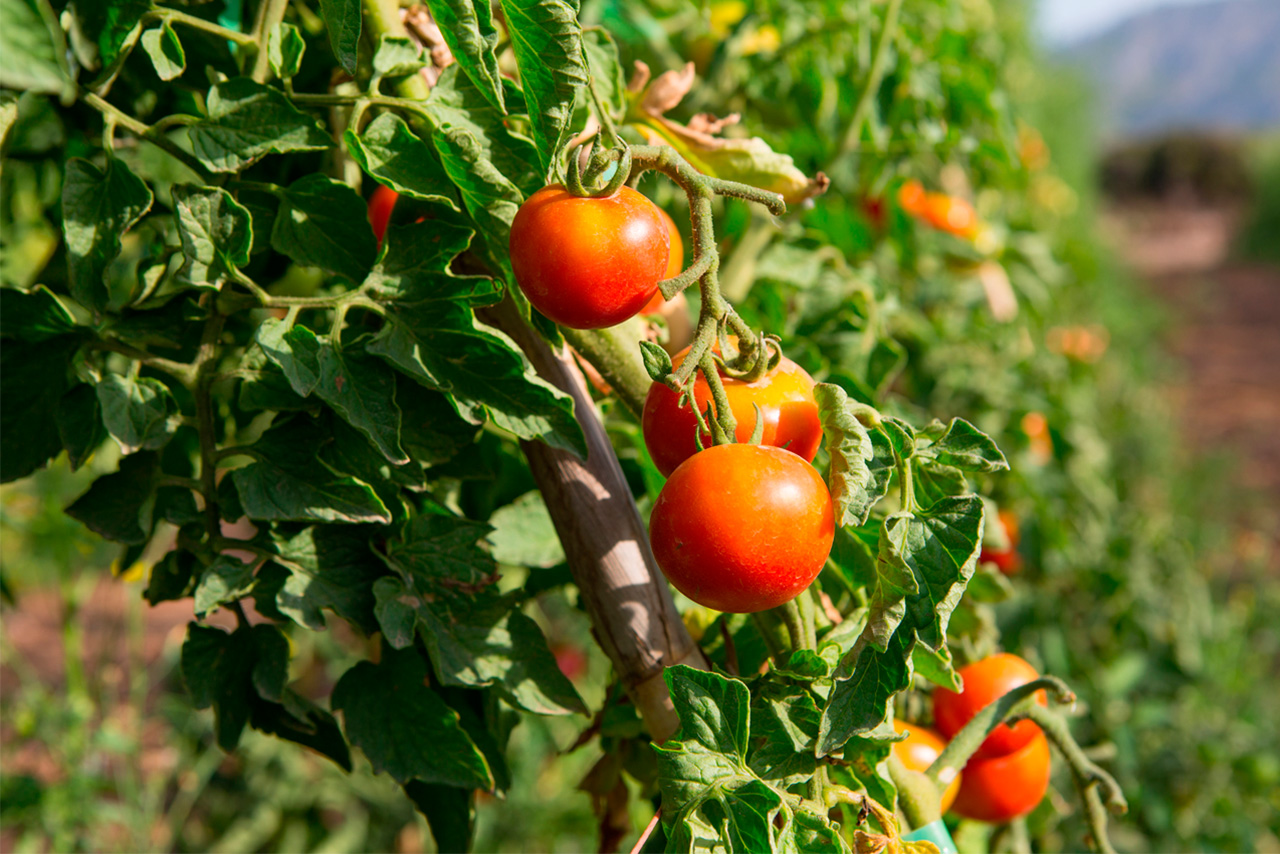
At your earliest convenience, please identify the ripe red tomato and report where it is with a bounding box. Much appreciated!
[898,180,927,216]
[933,654,1047,761]
[980,509,1023,575]
[510,184,669,329]
[950,731,1051,822]
[648,444,834,613]
[368,184,399,245]
[893,720,961,813]
[923,193,979,238]
[641,340,822,477]
[640,206,684,315]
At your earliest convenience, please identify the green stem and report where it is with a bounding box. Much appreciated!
[927,676,1075,787]
[751,612,784,659]
[797,585,818,649]
[781,598,806,652]
[833,0,904,164]
[81,91,214,182]
[560,324,651,419]
[153,7,258,46]
[92,339,197,385]
[193,311,228,549]
[250,0,291,82]
[888,751,942,830]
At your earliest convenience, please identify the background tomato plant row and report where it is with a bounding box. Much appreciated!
[2,0,1277,852]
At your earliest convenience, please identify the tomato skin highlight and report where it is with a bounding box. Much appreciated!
[933,654,1048,761]
[950,731,1051,822]
[510,184,669,329]
[368,184,399,246]
[893,720,961,814]
[641,343,822,477]
[640,207,685,314]
[648,444,834,613]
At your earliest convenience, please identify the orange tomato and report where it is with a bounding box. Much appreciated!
[893,720,961,813]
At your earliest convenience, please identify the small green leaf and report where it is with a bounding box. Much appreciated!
[72,0,148,68]
[487,491,564,568]
[267,22,305,80]
[639,340,672,381]
[663,665,751,763]
[317,0,361,74]
[748,682,821,786]
[0,337,76,482]
[255,318,322,397]
[172,185,252,290]
[814,383,877,527]
[181,623,291,750]
[64,451,157,544]
[194,554,257,617]
[925,417,1010,473]
[251,690,351,771]
[582,28,625,117]
[271,174,378,281]
[788,808,853,853]
[912,641,963,691]
[818,629,914,756]
[344,112,458,206]
[62,157,153,311]
[423,0,505,112]
[405,782,474,853]
[141,20,185,81]
[146,549,197,605]
[231,417,391,525]
[498,0,587,176]
[331,647,495,787]
[95,373,181,454]
[881,417,916,460]
[315,345,408,465]
[371,35,424,78]
[187,78,332,174]
[0,286,76,341]
[0,0,71,96]
[270,524,387,633]
[56,383,106,472]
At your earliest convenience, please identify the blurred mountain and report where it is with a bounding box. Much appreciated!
[1057,0,1280,139]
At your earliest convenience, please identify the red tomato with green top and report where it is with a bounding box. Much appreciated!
[510,184,669,329]
[641,340,822,478]
[933,653,1048,760]
[648,444,834,613]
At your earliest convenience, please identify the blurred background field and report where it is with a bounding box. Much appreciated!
[3,0,1280,851]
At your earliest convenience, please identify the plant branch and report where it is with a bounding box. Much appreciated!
[250,0,291,82]
[92,339,196,385]
[152,8,257,46]
[193,310,228,549]
[80,91,214,182]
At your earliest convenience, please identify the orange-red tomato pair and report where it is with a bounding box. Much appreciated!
[933,654,1051,822]
[898,179,980,239]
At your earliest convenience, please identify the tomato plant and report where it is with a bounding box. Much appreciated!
[647,444,834,612]
[641,341,822,477]
[893,720,960,814]
[368,184,399,245]
[934,654,1048,760]
[510,184,669,329]
[950,732,1051,822]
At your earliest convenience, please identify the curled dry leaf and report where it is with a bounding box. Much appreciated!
[625,61,829,206]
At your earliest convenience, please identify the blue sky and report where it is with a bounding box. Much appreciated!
[1036,0,1221,44]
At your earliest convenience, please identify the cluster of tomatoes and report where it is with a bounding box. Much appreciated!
[897,653,1052,823]
[508,182,833,614]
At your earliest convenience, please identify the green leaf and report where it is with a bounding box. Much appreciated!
[814,383,877,527]
[56,383,106,471]
[95,373,181,454]
[363,217,485,300]
[396,380,481,466]
[789,809,853,853]
[271,174,378,281]
[344,112,458,207]
[839,733,897,810]
[62,157,153,311]
[913,461,969,509]
[64,451,157,544]
[315,346,408,464]
[582,28,625,116]
[0,0,72,97]
[498,0,587,177]
[331,647,495,787]
[912,642,963,692]
[181,623,291,750]
[377,514,586,714]
[370,303,585,458]
[371,35,424,78]
[231,417,391,524]
[267,22,305,80]
[0,286,76,341]
[172,184,252,290]
[662,666,751,765]
[194,554,257,617]
[255,318,322,397]
[71,0,148,68]
[881,417,915,460]
[187,78,332,174]
[747,681,821,786]
[665,779,782,853]
[1,336,78,481]
[924,417,1009,473]
[270,525,386,633]
[146,549,197,605]
[487,491,564,568]
[862,512,920,651]
[423,0,505,112]
[250,690,351,771]
[818,629,914,756]
[140,20,184,81]
[404,782,474,853]
[316,0,360,75]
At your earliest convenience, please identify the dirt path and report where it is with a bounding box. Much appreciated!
[1105,204,1280,505]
